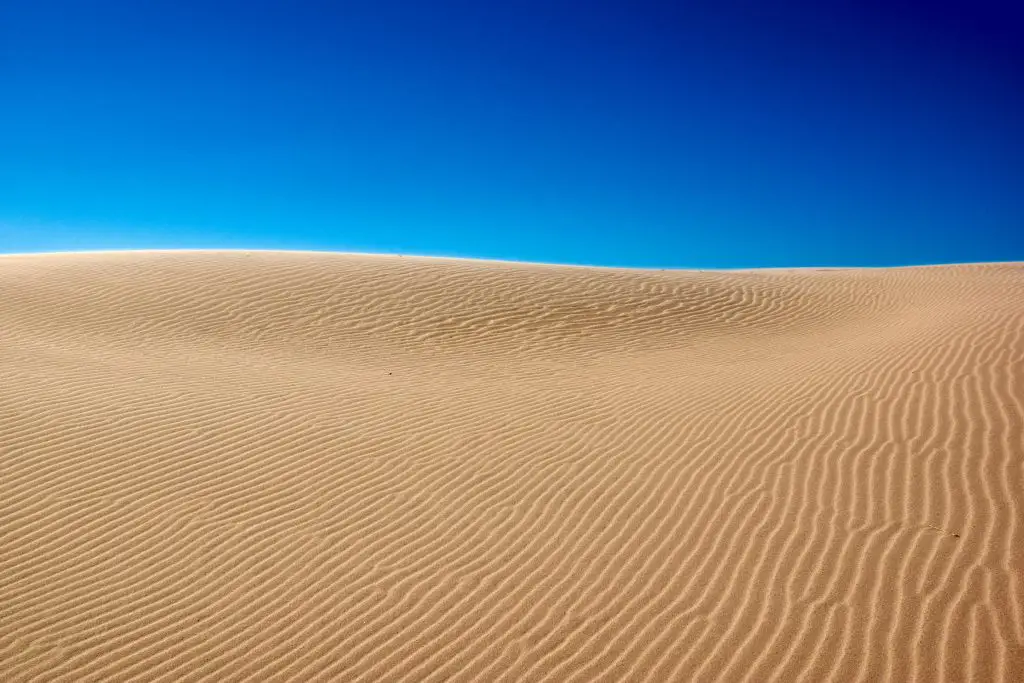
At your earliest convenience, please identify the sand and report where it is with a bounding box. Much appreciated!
[1,250,1022,682]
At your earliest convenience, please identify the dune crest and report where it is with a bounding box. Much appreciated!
[2,251,1022,682]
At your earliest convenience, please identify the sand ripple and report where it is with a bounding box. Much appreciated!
[1,251,1022,681]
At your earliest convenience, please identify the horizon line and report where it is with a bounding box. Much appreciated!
[2,248,1022,273]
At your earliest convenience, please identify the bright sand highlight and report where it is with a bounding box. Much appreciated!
[2,251,1022,681]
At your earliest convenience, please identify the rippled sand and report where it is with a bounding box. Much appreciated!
[2,251,1022,682]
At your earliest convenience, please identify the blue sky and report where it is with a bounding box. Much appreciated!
[2,0,1021,267]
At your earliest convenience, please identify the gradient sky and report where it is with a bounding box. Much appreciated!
[2,0,1021,267]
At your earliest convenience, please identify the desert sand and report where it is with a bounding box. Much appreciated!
[1,250,1022,682]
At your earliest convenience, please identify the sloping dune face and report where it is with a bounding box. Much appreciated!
[2,251,1023,682]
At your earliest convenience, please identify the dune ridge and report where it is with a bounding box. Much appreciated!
[1,250,1022,682]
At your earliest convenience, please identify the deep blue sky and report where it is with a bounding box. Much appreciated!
[2,0,1021,267]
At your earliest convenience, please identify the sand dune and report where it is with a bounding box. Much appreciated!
[1,250,1022,682]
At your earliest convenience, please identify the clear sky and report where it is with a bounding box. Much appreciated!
[2,0,1021,267]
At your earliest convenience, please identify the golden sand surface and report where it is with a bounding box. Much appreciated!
[2,251,1022,681]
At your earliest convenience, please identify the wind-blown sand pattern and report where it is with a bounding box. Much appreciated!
[2,251,1023,682]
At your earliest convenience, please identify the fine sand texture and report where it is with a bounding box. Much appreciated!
[2,251,1023,682]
